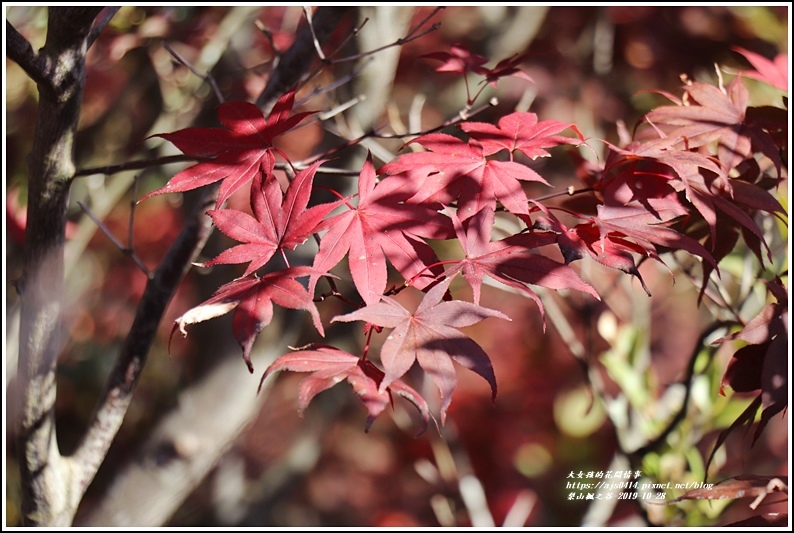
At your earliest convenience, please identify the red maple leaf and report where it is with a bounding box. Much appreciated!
[380,132,550,220]
[477,52,534,88]
[421,42,489,75]
[310,155,452,305]
[444,206,599,323]
[141,91,315,208]
[203,159,342,276]
[682,170,782,266]
[461,111,582,158]
[172,266,326,372]
[598,136,783,269]
[713,277,788,444]
[332,276,509,423]
[565,149,718,273]
[533,210,656,297]
[733,46,789,92]
[593,204,717,273]
[644,77,782,176]
[259,344,432,435]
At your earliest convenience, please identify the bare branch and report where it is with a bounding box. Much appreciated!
[628,320,737,461]
[302,6,328,61]
[162,41,225,104]
[86,7,120,48]
[76,201,151,276]
[329,20,441,64]
[404,6,445,41]
[71,183,219,501]
[256,6,356,111]
[6,20,52,88]
[74,154,202,178]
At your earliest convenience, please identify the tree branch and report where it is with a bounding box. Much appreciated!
[74,154,202,178]
[14,6,104,526]
[87,7,120,48]
[6,19,52,88]
[77,318,300,526]
[255,6,356,112]
[71,183,219,501]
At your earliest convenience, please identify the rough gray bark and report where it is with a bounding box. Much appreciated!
[10,8,104,525]
[6,6,403,526]
[7,7,218,525]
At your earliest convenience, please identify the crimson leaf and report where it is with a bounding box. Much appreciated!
[310,155,451,304]
[421,43,489,75]
[477,52,534,88]
[713,277,788,444]
[141,91,315,208]
[332,276,509,423]
[380,132,550,220]
[461,111,582,158]
[260,345,432,436]
[204,159,342,275]
[644,77,782,176]
[445,206,599,325]
[172,267,326,372]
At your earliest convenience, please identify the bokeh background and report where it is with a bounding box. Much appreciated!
[5,5,789,527]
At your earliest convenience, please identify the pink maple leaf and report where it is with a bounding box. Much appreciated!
[733,46,788,92]
[445,206,599,325]
[461,111,582,158]
[260,344,433,436]
[310,155,452,305]
[172,266,327,372]
[380,132,550,220]
[332,276,509,423]
[203,159,342,276]
[421,42,489,75]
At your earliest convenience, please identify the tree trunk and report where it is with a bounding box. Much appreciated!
[12,7,103,526]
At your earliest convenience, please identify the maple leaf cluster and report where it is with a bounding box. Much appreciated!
[145,43,788,436]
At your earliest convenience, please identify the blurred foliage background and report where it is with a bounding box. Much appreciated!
[4,5,789,527]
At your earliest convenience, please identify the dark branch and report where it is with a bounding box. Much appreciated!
[87,7,120,48]
[256,6,356,111]
[628,320,737,460]
[74,154,203,178]
[73,184,219,496]
[6,20,52,88]
[162,41,224,104]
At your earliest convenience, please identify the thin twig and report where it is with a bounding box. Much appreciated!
[328,21,442,64]
[128,177,143,267]
[77,201,151,276]
[256,7,356,111]
[254,19,281,55]
[293,56,374,109]
[317,94,366,121]
[323,7,445,66]
[302,6,327,61]
[628,320,736,460]
[162,41,224,104]
[74,154,203,178]
[532,186,595,203]
[404,6,445,41]
[318,97,498,162]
